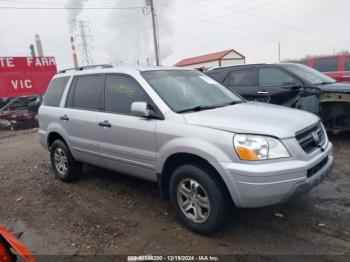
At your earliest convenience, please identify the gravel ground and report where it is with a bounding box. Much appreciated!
[0,131,349,258]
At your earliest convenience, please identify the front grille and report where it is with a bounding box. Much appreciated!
[296,123,326,154]
[307,156,329,178]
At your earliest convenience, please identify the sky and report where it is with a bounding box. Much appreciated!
[0,0,349,70]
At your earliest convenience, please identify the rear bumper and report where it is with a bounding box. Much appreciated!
[37,129,48,149]
[215,142,333,208]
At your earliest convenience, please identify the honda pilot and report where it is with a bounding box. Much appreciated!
[38,65,334,235]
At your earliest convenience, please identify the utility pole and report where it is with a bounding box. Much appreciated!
[148,0,160,65]
[278,41,281,63]
[75,20,94,66]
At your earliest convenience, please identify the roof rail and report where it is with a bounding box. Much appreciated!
[58,64,113,73]
[207,63,266,71]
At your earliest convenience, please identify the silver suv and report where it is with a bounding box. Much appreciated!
[38,65,334,235]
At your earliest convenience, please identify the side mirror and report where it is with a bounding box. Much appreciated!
[282,82,302,90]
[131,102,151,118]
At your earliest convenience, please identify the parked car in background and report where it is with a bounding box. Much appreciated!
[307,54,350,82]
[0,96,40,131]
[38,65,333,235]
[206,63,350,133]
[0,109,38,131]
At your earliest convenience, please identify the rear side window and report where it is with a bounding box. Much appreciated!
[313,58,339,72]
[224,69,253,86]
[71,75,103,110]
[44,77,69,107]
[259,68,294,87]
[104,75,150,115]
[345,58,350,71]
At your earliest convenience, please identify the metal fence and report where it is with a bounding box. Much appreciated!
[0,96,41,132]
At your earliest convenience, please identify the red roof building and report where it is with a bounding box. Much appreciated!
[174,49,245,71]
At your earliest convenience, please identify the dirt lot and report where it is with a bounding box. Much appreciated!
[0,131,349,258]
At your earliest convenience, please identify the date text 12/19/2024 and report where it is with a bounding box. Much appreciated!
[127,255,220,261]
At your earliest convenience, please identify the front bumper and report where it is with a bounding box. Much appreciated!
[214,141,334,208]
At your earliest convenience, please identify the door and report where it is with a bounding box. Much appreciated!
[62,74,103,166]
[222,68,267,101]
[257,67,302,106]
[97,74,157,181]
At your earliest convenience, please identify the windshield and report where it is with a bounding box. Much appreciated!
[283,63,336,85]
[141,70,243,113]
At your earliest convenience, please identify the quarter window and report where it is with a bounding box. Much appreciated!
[104,75,149,114]
[72,75,102,110]
[259,68,294,87]
[224,69,253,86]
[313,58,339,72]
[44,77,69,107]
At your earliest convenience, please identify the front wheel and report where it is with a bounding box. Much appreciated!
[169,164,228,235]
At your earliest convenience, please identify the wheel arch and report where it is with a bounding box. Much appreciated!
[158,152,234,206]
[47,131,68,149]
[45,121,70,149]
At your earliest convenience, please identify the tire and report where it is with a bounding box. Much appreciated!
[169,164,228,235]
[50,140,80,182]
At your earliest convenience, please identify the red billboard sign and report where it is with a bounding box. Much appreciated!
[0,57,57,98]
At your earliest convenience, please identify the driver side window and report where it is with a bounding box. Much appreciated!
[259,68,295,87]
[104,75,150,115]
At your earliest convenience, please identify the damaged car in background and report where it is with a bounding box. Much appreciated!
[206,63,350,133]
[0,96,40,130]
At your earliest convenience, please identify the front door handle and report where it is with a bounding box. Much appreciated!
[60,115,69,121]
[257,91,269,95]
[98,120,111,128]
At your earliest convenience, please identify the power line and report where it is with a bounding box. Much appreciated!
[202,0,349,44]
[90,1,347,51]
[0,6,144,10]
[89,0,291,42]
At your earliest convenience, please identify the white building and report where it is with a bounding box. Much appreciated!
[174,49,245,71]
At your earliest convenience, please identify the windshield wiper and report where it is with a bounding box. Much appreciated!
[177,101,244,113]
[315,81,334,85]
[214,100,245,107]
[177,105,217,113]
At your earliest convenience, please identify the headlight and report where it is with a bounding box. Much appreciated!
[234,134,290,161]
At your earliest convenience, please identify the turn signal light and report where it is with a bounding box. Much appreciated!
[235,146,260,161]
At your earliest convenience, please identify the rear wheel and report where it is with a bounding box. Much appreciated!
[50,140,80,182]
[169,164,228,235]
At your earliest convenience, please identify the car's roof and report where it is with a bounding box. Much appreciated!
[208,63,267,71]
[56,65,193,77]
[207,63,304,71]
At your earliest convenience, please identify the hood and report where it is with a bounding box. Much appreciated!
[183,102,319,138]
[317,82,350,93]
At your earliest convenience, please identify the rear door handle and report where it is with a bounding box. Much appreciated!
[98,120,111,128]
[60,115,69,121]
[257,91,269,95]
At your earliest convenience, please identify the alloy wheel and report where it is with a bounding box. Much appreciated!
[177,178,211,223]
[54,148,68,176]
